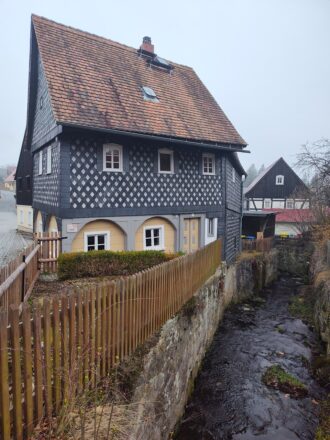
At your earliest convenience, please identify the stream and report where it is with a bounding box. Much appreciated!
[175,274,325,440]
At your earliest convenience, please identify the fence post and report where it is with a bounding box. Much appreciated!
[21,255,26,302]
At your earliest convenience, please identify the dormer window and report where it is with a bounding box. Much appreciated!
[103,144,123,172]
[276,175,284,185]
[142,86,159,102]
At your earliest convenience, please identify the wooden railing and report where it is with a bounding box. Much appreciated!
[0,242,39,311]
[0,234,62,313]
[0,239,221,440]
[241,236,274,253]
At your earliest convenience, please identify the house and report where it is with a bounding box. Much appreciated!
[263,208,314,237]
[16,15,247,262]
[4,169,16,191]
[244,157,309,211]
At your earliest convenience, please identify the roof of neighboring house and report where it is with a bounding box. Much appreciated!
[243,159,280,195]
[5,169,16,182]
[262,208,314,223]
[31,15,246,148]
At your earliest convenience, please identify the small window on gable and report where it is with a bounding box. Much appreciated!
[142,86,159,102]
[158,149,174,174]
[46,146,52,174]
[144,225,164,251]
[202,153,215,175]
[276,175,284,185]
[38,151,43,175]
[103,144,123,172]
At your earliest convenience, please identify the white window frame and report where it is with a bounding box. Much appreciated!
[286,199,294,209]
[38,150,43,175]
[207,218,215,237]
[84,231,110,252]
[158,148,174,174]
[202,153,215,175]
[276,175,284,185]
[103,144,123,172]
[143,225,165,251]
[46,146,52,174]
[232,167,236,183]
[264,199,272,208]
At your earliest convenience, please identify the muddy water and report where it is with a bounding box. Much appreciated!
[175,275,324,440]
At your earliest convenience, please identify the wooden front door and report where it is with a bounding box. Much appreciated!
[183,218,200,253]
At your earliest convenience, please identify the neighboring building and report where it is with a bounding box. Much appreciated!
[242,211,276,239]
[16,15,247,261]
[263,208,314,237]
[244,157,309,211]
[4,169,16,191]
[16,133,33,234]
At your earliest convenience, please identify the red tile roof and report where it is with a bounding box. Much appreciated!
[262,209,314,223]
[32,15,246,147]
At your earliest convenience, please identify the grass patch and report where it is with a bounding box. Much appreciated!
[288,287,316,326]
[262,365,308,398]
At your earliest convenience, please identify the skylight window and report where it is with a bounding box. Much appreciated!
[142,86,159,102]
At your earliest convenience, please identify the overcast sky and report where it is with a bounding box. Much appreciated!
[0,0,329,172]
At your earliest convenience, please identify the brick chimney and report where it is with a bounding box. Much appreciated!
[140,36,154,54]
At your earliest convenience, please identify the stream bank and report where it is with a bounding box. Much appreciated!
[175,274,325,440]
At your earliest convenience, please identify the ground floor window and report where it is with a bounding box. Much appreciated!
[143,225,164,250]
[207,218,215,236]
[84,232,109,251]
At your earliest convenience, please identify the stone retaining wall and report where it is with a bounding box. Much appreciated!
[129,249,278,440]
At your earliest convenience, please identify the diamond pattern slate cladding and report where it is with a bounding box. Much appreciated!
[33,143,60,207]
[70,140,223,210]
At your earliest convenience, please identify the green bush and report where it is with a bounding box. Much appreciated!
[58,250,177,280]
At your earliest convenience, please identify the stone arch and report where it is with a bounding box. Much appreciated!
[135,216,176,253]
[71,219,126,252]
[47,215,59,233]
[34,210,43,233]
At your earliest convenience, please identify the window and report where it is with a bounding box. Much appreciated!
[143,225,164,250]
[232,167,236,183]
[276,175,284,185]
[141,86,159,102]
[103,144,123,172]
[20,210,24,225]
[38,151,43,175]
[84,232,110,251]
[286,199,294,209]
[28,211,32,227]
[158,149,174,174]
[207,218,215,236]
[202,154,215,175]
[264,199,271,208]
[46,146,52,174]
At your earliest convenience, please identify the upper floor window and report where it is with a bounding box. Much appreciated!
[158,149,174,174]
[38,151,43,175]
[103,144,123,172]
[202,153,215,175]
[276,175,284,185]
[264,199,271,208]
[232,167,236,183]
[144,225,164,250]
[286,199,294,209]
[46,146,52,174]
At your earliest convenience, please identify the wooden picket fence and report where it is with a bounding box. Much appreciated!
[0,239,221,440]
[241,236,274,253]
[0,234,62,314]
[0,242,39,311]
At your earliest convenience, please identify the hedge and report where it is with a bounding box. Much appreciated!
[58,250,178,280]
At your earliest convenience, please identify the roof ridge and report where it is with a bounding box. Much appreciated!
[31,14,192,70]
[244,158,281,194]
